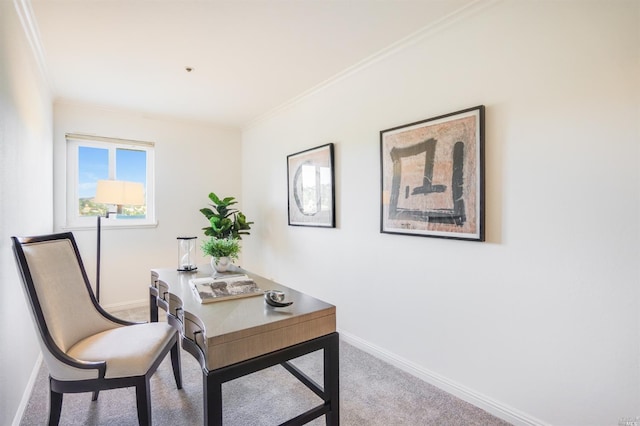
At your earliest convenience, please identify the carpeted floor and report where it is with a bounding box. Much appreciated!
[20,308,511,425]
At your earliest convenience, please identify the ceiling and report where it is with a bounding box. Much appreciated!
[29,0,474,128]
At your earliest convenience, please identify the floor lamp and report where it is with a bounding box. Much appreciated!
[94,180,145,303]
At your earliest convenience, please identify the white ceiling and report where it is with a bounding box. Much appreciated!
[29,0,474,127]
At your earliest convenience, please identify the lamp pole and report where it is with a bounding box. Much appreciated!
[96,215,101,302]
[96,210,116,303]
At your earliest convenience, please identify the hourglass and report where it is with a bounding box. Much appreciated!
[177,237,197,271]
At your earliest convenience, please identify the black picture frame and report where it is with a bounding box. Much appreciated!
[287,143,336,228]
[380,105,485,241]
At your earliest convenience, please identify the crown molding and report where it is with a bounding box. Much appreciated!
[243,0,501,130]
[13,0,53,93]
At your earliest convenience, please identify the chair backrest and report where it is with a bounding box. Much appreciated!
[12,233,118,353]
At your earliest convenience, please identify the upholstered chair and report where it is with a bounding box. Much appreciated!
[12,232,182,426]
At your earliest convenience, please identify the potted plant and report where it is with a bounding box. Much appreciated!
[200,192,253,272]
[201,237,240,272]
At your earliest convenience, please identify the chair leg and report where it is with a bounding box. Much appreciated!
[91,390,99,401]
[135,378,151,426]
[48,388,63,426]
[170,340,182,389]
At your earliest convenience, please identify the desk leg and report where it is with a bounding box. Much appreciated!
[203,370,223,426]
[198,333,339,426]
[325,333,340,425]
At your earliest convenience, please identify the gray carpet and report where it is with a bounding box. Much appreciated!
[20,308,511,425]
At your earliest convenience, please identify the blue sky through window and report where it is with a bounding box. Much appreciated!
[78,147,108,198]
[116,148,146,186]
[78,146,147,198]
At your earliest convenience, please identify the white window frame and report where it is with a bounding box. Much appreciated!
[65,133,156,229]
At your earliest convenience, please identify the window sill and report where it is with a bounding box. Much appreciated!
[62,221,159,231]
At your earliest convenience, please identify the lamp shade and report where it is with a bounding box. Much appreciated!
[95,180,145,206]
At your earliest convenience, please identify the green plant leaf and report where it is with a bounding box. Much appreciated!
[200,207,215,219]
[208,192,222,205]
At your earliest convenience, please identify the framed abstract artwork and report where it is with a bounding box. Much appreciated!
[380,105,485,241]
[287,143,335,228]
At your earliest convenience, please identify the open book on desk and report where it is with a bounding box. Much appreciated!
[189,273,263,304]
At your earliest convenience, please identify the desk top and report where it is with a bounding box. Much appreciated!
[151,264,336,370]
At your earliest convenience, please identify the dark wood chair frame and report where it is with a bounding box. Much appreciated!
[12,232,183,426]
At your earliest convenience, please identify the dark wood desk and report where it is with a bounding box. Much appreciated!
[150,265,339,425]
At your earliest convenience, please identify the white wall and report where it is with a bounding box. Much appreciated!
[241,1,640,425]
[0,1,53,424]
[53,102,242,307]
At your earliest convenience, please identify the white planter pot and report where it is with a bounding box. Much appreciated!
[211,256,231,272]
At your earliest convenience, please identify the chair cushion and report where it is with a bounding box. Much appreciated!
[67,322,176,379]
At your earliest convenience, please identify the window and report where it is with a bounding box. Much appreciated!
[66,133,156,228]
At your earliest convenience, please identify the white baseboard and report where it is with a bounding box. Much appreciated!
[337,329,550,426]
[12,353,42,426]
